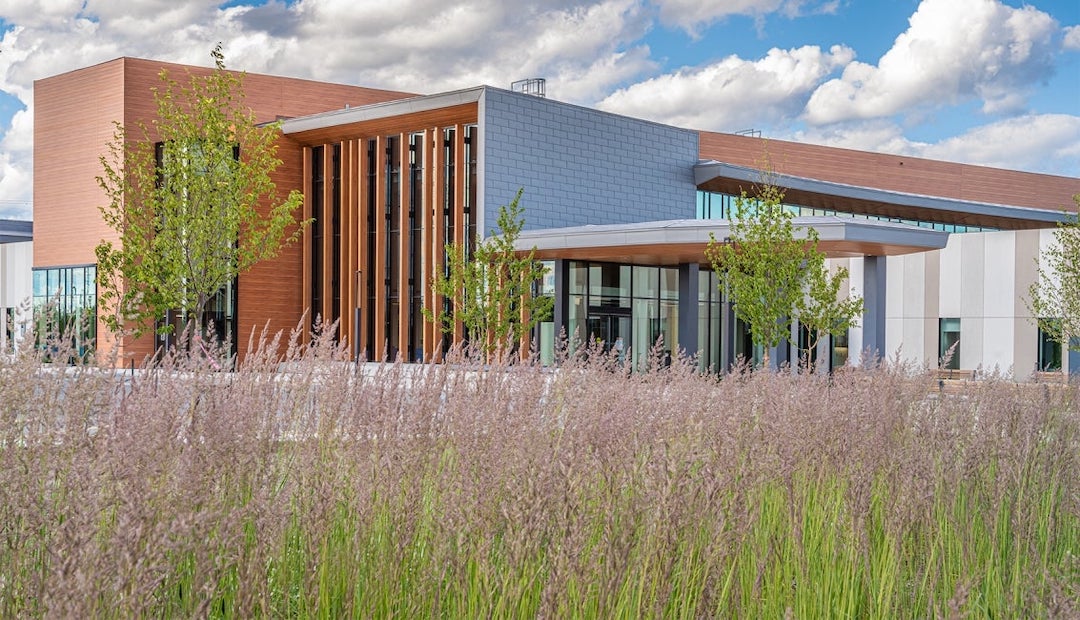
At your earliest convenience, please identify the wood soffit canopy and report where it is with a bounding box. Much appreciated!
[695,161,1072,231]
[514,218,950,266]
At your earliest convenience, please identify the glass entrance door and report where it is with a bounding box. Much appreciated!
[586,312,631,363]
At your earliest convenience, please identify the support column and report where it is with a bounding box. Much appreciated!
[862,255,887,364]
[1069,338,1080,377]
[677,263,699,360]
[553,259,569,344]
[722,295,736,372]
[817,334,831,374]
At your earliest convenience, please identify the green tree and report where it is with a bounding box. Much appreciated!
[426,188,552,360]
[1028,194,1080,358]
[795,247,864,368]
[705,183,862,369]
[96,45,304,340]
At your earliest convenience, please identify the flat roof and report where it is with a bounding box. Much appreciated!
[515,217,948,265]
[281,87,485,136]
[0,219,32,244]
[695,161,1071,230]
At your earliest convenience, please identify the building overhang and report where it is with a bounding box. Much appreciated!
[281,87,484,144]
[695,161,1072,231]
[515,218,949,266]
[0,219,32,244]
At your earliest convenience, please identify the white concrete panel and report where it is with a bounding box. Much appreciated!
[960,317,983,371]
[1013,230,1040,319]
[938,237,963,317]
[902,252,926,319]
[923,317,939,367]
[960,235,985,318]
[980,317,1014,376]
[903,317,928,365]
[982,232,1015,319]
[884,317,903,361]
[1037,228,1061,288]
[884,255,903,319]
[848,325,864,366]
[0,242,32,306]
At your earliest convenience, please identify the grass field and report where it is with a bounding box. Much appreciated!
[1,330,1077,618]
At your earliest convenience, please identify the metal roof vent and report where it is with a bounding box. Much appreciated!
[511,78,546,98]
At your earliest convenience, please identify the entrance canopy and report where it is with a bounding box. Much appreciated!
[515,217,949,265]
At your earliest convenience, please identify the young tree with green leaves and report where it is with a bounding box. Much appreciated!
[796,247,864,368]
[426,188,552,361]
[96,44,305,340]
[1027,194,1080,360]
[705,183,862,369]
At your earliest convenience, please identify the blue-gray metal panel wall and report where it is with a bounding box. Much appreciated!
[482,88,698,232]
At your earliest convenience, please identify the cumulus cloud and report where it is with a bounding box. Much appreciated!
[596,44,854,131]
[0,106,33,218]
[920,114,1080,174]
[651,0,838,35]
[1064,24,1080,50]
[217,0,654,98]
[804,0,1059,125]
[792,113,1080,176]
[0,0,1076,218]
[0,0,656,217]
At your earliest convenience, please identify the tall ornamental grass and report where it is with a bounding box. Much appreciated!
[0,329,1077,618]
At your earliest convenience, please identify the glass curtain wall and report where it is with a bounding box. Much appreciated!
[330,143,342,329]
[365,139,377,360]
[697,270,722,373]
[407,132,424,362]
[536,260,556,365]
[32,265,97,357]
[566,260,682,369]
[697,190,999,233]
[385,136,400,360]
[310,145,324,330]
[440,128,456,355]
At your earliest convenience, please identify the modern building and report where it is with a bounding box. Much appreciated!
[0,219,32,355]
[32,58,1080,376]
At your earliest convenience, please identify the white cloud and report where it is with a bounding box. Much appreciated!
[792,113,1080,176]
[0,0,1076,217]
[222,0,653,97]
[596,44,854,131]
[1064,25,1080,51]
[920,113,1080,174]
[804,0,1059,126]
[651,0,837,35]
[0,0,657,216]
[0,105,32,218]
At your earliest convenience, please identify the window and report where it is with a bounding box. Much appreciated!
[32,265,97,358]
[1037,320,1062,372]
[463,124,478,258]
[385,136,401,359]
[310,145,324,329]
[696,190,999,233]
[365,139,377,360]
[697,270,722,374]
[331,143,342,328]
[408,132,424,362]
[830,330,849,369]
[939,317,961,370]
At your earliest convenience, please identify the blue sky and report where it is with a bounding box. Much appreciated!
[0,0,1077,219]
